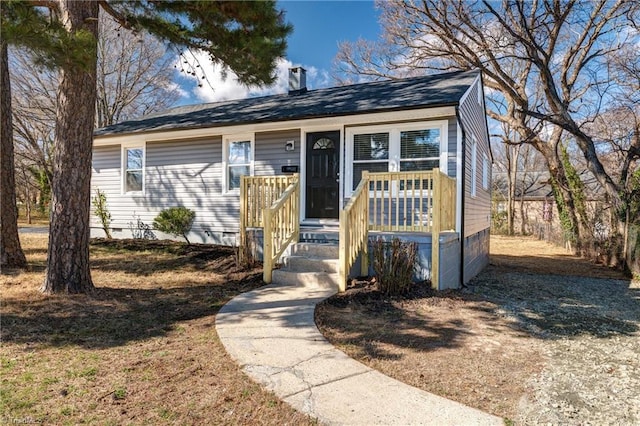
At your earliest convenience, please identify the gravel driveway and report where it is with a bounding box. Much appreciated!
[465,269,640,425]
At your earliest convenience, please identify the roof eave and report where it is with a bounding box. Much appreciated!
[94,101,462,140]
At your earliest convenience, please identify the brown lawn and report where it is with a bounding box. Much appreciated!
[315,234,632,422]
[1,235,314,425]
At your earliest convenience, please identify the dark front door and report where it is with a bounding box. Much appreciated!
[306,131,340,219]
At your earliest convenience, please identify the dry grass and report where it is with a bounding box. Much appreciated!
[316,286,542,420]
[489,235,628,280]
[315,234,633,421]
[17,210,49,227]
[1,235,314,425]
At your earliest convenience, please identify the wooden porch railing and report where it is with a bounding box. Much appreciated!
[263,178,300,283]
[338,168,456,290]
[338,171,371,292]
[239,174,299,269]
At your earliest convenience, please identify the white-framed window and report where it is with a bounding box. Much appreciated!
[470,137,477,197]
[122,144,145,194]
[352,132,389,189]
[482,153,490,190]
[400,128,441,172]
[223,134,254,192]
[346,121,448,194]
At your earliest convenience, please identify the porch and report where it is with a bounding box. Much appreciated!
[239,169,457,291]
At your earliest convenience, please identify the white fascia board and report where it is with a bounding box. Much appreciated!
[457,73,481,107]
[456,122,463,234]
[92,106,457,147]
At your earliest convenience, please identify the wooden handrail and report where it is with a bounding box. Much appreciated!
[263,177,300,283]
[338,171,370,291]
[240,174,298,264]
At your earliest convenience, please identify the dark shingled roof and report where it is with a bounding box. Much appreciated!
[95,70,480,137]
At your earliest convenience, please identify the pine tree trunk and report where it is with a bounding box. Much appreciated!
[42,1,98,294]
[0,41,27,270]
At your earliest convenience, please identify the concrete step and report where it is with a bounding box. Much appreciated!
[283,256,338,273]
[289,242,339,259]
[299,229,339,244]
[272,270,341,291]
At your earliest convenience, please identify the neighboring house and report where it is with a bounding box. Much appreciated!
[493,183,610,249]
[92,68,492,289]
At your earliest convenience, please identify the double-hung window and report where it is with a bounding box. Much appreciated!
[346,121,447,194]
[400,129,441,172]
[482,153,490,190]
[123,145,144,194]
[352,132,389,190]
[224,135,253,192]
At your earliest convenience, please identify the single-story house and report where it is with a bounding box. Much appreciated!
[92,68,492,290]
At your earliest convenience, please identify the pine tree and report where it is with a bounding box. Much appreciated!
[1,0,292,293]
[1,40,27,271]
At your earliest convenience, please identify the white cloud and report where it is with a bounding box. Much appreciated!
[176,51,331,103]
[165,81,189,99]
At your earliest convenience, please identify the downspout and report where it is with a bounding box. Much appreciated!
[455,106,467,288]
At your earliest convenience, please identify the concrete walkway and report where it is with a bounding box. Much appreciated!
[216,283,503,425]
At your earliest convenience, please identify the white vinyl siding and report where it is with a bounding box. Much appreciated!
[92,131,303,243]
[460,79,491,239]
[93,138,226,232]
[254,129,301,176]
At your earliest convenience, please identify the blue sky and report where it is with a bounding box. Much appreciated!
[282,1,381,73]
[177,1,381,104]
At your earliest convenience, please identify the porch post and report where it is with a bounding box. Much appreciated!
[432,169,441,290]
[263,207,273,283]
[338,208,348,292]
[239,176,247,264]
[293,174,300,243]
[360,171,370,276]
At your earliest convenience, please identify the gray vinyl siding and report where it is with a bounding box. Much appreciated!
[91,145,121,196]
[446,118,458,177]
[145,137,234,233]
[91,131,303,244]
[463,227,490,283]
[458,78,491,284]
[460,80,491,238]
[91,137,234,243]
[254,129,301,175]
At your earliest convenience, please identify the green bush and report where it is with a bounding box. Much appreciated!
[371,238,418,296]
[152,207,195,245]
[92,189,112,239]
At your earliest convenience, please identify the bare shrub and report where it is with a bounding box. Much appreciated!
[371,238,417,296]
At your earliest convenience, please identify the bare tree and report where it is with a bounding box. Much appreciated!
[10,49,57,191]
[10,13,181,194]
[96,15,179,128]
[334,0,639,253]
[492,123,547,235]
